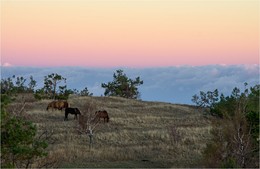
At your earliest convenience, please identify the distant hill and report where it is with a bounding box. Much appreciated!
[23,95,211,168]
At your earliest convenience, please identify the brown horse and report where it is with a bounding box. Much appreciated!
[95,110,109,122]
[46,100,69,111]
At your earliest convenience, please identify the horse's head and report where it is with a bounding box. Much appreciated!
[46,105,50,111]
[75,108,81,115]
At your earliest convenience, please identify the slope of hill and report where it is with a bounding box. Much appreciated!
[26,96,211,168]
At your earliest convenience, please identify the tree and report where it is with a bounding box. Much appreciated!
[1,77,15,95]
[1,115,48,168]
[14,76,27,93]
[202,84,259,168]
[191,89,219,108]
[43,73,66,99]
[1,75,37,95]
[55,88,75,100]
[28,76,37,92]
[246,85,260,143]
[1,95,48,168]
[80,87,93,96]
[101,69,143,99]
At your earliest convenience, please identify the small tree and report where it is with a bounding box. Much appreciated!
[1,95,48,168]
[1,77,15,95]
[43,73,66,100]
[28,76,37,92]
[80,87,93,96]
[101,69,143,99]
[14,76,27,93]
[192,89,219,108]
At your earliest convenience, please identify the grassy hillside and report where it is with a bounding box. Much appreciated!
[25,96,211,168]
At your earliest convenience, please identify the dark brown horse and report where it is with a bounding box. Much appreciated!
[95,110,109,123]
[64,107,81,121]
[46,100,69,111]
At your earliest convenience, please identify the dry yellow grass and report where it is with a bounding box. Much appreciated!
[25,96,211,168]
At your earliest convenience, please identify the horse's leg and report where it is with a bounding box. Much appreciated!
[64,113,67,121]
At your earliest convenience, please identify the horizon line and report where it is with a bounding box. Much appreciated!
[1,63,259,69]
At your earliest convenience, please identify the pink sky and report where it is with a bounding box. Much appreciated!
[1,0,259,67]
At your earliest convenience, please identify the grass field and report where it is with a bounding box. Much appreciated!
[24,96,212,168]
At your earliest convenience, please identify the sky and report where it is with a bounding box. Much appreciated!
[1,0,259,67]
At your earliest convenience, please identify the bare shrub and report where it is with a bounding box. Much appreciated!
[33,150,63,168]
[7,101,33,120]
[37,123,58,145]
[76,101,101,149]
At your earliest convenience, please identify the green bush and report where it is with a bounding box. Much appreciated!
[201,84,259,168]
[1,95,48,168]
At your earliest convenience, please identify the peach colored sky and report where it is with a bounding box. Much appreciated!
[1,0,259,67]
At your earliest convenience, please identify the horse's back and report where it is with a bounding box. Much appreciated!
[56,100,69,109]
[95,110,109,122]
[47,101,57,110]
[65,107,81,114]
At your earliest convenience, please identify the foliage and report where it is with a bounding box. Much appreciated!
[80,87,93,96]
[1,95,48,168]
[42,73,66,100]
[1,73,94,101]
[191,89,219,108]
[1,75,37,95]
[33,73,74,100]
[201,84,259,168]
[245,85,260,147]
[1,76,15,94]
[101,69,143,99]
[34,88,46,100]
[28,76,37,92]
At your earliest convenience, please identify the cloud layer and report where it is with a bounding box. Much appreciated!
[1,65,259,104]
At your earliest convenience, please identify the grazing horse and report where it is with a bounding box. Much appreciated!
[55,100,69,110]
[46,100,69,111]
[95,110,109,123]
[64,107,81,121]
[46,101,56,111]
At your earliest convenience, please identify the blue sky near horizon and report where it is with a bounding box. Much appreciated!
[1,65,259,104]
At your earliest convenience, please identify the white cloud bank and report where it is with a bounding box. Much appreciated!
[1,65,259,104]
